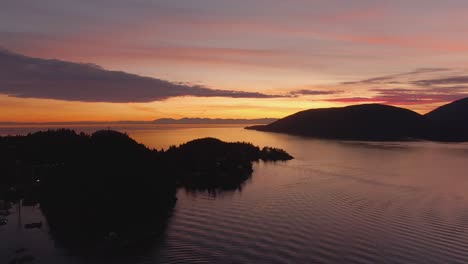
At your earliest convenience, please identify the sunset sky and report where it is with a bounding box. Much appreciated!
[2,0,468,122]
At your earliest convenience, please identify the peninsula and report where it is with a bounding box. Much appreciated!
[0,130,293,250]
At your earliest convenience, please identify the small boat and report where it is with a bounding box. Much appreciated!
[24,222,42,229]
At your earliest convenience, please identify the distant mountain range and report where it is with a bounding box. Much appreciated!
[0,118,277,126]
[153,118,277,124]
[246,97,468,142]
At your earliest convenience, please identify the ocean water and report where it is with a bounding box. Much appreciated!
[2,124,468,263]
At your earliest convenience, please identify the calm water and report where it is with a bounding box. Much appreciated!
[2,124,468,263]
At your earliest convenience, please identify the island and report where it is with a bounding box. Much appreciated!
[0,129,293,251]
[164,137,292,192]
[247,97,468,142]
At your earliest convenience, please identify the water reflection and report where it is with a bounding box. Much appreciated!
[182,178,249,197]
[0,199,175,264]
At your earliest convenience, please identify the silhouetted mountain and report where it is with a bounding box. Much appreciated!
[247,104,423,141]
[424,97,468,141]
[153,117,277,124]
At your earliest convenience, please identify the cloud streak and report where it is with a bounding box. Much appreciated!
[326,87,468,106]
[413,75,468,86]
[0,49,286,103]
[289,89,343,96]
[342,68,451,85]
[327,68,468,107]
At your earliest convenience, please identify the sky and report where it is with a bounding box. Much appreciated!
[1,0,468,121]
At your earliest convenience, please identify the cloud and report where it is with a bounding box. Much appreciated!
[326,87,468,105]
[0,49,286,103]
[342,68,451,85]
[288,89,343,96]
[333,33,468,53]
[413,75,468,86]
[323,68,468,106]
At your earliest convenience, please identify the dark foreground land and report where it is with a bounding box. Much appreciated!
[0,130,292,253]
[247,97,468,141]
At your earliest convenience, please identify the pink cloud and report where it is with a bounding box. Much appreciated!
[326,89,468,106]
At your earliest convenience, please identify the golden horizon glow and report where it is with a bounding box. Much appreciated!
[0,93,446,123]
